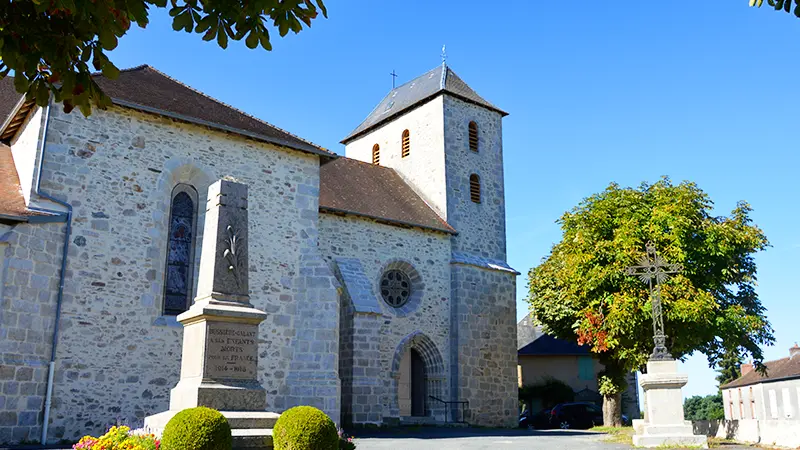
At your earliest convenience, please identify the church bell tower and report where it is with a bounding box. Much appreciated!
[339,63,509,262]
[340,63,518,427]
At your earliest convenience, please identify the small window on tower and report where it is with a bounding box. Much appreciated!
[372,144,380,165]
[468,121,479,152]
[469,174,481,204]
[401,129,410,158]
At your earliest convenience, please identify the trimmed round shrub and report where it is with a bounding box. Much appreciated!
[161,406,233,450]
[273,406,338,450]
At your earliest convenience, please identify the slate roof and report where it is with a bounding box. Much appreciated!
[0,67,330,156]
[518,333,592,357]
[319,157,456,234]
[722,351,800,389]
[341,64,507,144]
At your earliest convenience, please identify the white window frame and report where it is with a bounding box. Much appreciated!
[769,389,779,419]
[782,388,793,419]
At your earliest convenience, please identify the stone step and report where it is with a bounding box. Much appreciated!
[232,428,273,449]
[222,411,281,429]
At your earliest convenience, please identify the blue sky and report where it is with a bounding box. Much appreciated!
[108,1,799,398]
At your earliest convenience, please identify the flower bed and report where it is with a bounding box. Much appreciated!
[74,426,160,450]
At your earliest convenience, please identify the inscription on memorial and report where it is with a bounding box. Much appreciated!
[205,322,258,380]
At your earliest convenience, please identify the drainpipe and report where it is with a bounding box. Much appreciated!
[27,101,72,446]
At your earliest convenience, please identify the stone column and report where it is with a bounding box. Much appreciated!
[145,180,277,449]
[632,360,708,448]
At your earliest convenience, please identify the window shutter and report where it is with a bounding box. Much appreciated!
[468,121,479,152]
[372,144,380,165]
[401,130,410,158]
[469,174,481,203]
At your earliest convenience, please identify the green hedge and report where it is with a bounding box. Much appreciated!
[161,406,232,450]
[273,406,338,450]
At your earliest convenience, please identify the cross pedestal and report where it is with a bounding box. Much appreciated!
[625,242,707,448]
[633,360,707,448]
[145,180,278,449]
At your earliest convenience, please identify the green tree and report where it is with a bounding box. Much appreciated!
[684,394,725,421]
[527,178,773,426]
[750,0,800,19]
[715,351,743,387]
[0,0,327,115]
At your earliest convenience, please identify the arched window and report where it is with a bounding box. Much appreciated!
[469,174,481,204]
[372,144,380,165]
[163,184,198,315]
[401,129,410,158]
[468,121,479,152]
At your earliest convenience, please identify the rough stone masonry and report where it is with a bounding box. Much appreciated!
[0,63,518,444]
[145,180,278,449]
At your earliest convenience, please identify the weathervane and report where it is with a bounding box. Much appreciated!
[624,241,683,361]
[390,69,398,89]
[441,45,447,64]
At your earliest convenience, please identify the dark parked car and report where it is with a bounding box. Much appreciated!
[548,402,604,429]
[518,407,551,429]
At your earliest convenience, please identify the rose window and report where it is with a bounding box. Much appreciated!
[380,269,411,308]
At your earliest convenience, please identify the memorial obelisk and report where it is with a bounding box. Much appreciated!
[145,180,278,449]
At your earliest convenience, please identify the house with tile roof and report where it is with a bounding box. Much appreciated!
[0,63,518,445]
[516,313,640,419]
[720,345,800,421]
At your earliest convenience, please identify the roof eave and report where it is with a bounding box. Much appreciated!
[340,91,508,145]
[111,98,335,158]
[319,205,457,235]
[722,372,800,390]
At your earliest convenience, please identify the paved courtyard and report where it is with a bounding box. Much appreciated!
[352,427,754,450]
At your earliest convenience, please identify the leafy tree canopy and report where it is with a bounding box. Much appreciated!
[751,0,800,19]
[684,394,725,421]
[0,0,327,115]
[527,178,773,395]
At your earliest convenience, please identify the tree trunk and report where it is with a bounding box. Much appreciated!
[603,392,622,427]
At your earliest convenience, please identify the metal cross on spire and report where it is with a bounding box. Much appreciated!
[624,241,683,361]
[390,69,398,89]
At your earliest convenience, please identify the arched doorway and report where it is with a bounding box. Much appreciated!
[391,331,445,420]
[398,348,428,416]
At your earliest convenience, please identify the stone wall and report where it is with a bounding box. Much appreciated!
[317,213,451,424]
[0,104,340,443]
[694,418,800,448]
[443,96,507,261]
[344,97,448,219]
[450,264,517,427]
[0,221,65,444]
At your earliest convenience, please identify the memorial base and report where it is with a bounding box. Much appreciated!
[144,298,277,449]
[144,410,279,449]
[633,360,708,448]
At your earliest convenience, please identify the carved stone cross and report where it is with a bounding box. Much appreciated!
[624,241,683,361]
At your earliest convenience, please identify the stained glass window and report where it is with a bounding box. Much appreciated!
[164,189,196,315]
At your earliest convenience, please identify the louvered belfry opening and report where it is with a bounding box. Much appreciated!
[468,121,478,152]
[469,174,481,203]
[401,129,410,158]
[372,143,380,165]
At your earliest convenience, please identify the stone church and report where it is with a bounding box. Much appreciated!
[0,63,518,444]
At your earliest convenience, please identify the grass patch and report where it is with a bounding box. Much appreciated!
[590,426,633,445]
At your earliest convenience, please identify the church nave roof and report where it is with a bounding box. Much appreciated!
[319,157,456,234]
